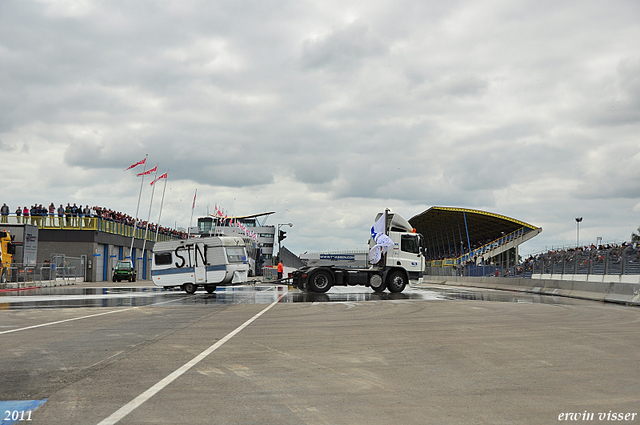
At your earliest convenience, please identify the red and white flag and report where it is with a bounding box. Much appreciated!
[126,158,146,170]
[137,165,158,177]
[150,172,168,186]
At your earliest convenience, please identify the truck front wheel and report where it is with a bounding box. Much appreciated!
[369,274,385,293]
[308,270,332,293]
[387,270,407,293]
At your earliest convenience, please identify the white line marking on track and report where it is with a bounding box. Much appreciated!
[0,294,189,335]
[96,293,284,425]
[0,309,136,335]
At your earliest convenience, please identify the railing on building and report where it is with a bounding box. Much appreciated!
[1,214,181,242]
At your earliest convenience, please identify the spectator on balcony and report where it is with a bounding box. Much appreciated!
[77,204,83,227]
[71,203,79,227]
[48,203,55,225]
[57,204,64,227]
[15,206,21,224]
[64,203,72,226]
[83,205,91,227]
[0,203,8,223]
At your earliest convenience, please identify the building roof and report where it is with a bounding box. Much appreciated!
[409,206,540,247]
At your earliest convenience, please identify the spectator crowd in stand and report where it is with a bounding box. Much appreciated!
[1,202,187,239]
[427,237,511,261]
[524,242,636,263]
[521,242,640,274]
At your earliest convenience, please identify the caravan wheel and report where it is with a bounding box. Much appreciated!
[205,285,216,294]
[183,283,197,294]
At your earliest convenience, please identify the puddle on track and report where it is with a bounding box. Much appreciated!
[0,284,592,310]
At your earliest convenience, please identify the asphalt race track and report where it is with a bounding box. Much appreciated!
[1,283,639,424]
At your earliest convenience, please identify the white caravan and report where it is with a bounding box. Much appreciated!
[151,236,250,294]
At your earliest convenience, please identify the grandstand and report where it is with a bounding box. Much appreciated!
[409,207,542,270]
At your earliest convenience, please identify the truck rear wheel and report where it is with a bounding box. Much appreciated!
[183,282,197,294]
[387,270,407,293]
[308,270,332,293]
[0,269,6,283]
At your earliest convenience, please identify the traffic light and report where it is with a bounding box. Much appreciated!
[278,230,287,242]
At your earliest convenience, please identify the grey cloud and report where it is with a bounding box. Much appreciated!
[301,21,388,71]
[2,0,640,255]
[0,140,16,152]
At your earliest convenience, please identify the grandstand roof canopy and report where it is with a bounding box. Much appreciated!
[409,207,540,247]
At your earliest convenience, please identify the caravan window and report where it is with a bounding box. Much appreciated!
[226,247,246,263]
[155,252,172,265]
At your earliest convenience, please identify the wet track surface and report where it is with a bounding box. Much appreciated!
[0,283,591,309]
[1,282,636,424]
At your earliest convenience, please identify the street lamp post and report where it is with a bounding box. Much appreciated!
[575,217,583,247]
[277,223,293,259]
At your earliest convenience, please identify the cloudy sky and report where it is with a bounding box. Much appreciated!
[1,0,639,256]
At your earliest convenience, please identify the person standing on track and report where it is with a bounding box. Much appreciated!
[277,261,284,280]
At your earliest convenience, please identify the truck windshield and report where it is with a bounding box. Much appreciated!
[226,247,246,263]
[401,235,420,254]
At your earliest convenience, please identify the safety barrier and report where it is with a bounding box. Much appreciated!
[422,275,640,306]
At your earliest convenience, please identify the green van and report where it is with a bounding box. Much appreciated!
[113,260,137,282]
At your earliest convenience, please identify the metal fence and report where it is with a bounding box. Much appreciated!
[527,245,640,277]
[2,255,85,286]
[50,254,86,281]
[425,244,640,279]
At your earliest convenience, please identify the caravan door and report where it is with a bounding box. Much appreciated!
[194,242,207,284]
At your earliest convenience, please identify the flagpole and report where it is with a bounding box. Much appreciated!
[188,189,197,238]
[154,171,168,241]
[141,164,159,262]
[129,154,148,261]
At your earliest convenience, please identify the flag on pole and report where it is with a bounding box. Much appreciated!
[137,165,158,177]
[187,189,197,238]
[368,213,394,264]
[150,172,168,186]
[126,158,146,170]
